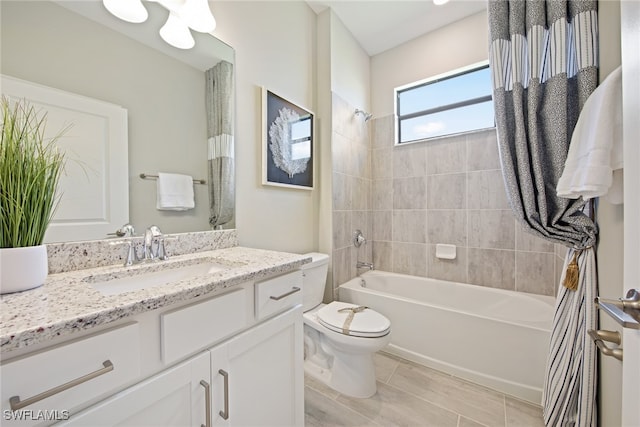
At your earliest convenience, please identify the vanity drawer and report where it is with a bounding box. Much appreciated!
[161,287,248,364]
[255,270,303,320]
[1,322,140,426]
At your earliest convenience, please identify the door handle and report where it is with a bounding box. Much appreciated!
[200,380,211,427]
[588,329,623,361]
[218,369,229,420]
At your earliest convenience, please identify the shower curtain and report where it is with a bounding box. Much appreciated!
[206,61,235,228]
[488,1,599,425]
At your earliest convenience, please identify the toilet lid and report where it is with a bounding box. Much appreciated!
[317,301,390,338]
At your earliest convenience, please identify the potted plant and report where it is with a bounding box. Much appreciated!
[0,96,67,294]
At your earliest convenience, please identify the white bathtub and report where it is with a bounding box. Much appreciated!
[338,270,555,404]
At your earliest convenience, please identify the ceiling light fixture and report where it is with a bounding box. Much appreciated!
[433,0,450,5]
[103,0,148,23]
[102,0,216,50]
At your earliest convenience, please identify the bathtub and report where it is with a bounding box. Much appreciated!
[338,270,555,404]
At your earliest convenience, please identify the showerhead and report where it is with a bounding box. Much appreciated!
[354,108,373,122]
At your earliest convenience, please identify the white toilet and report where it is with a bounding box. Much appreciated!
[301,253,391,398]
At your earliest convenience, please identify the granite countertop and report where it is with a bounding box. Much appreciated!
[0,246,310,354]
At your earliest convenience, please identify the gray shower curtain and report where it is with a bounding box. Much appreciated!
[206,60,234,228]
[488,1,599,425]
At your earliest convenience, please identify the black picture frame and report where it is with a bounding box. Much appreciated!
[262,88,314,190]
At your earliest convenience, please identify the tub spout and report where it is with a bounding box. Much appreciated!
[356,261,374,271]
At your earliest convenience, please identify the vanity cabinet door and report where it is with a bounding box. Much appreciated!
[209,306,304,427]
[61,352,210,427]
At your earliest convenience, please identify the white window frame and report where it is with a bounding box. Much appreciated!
[394,60,494,145]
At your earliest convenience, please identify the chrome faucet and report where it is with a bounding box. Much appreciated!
[356,261,374,271]
[143,225,167,261]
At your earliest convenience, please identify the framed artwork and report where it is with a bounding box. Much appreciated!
[262,88,314,190]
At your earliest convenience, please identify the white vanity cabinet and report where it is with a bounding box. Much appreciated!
[2,268,305,427]
[209,306,304,427]
[59,352,211,426]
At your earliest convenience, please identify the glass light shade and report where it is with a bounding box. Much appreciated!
[433,0,450,5]
[103,0,148,23]
[159,13,195,49]
[179,0,216,33]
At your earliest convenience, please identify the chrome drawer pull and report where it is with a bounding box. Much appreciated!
[9,360,114,410]
[218,369,229,420]
[269,287,301,301]
[200,380,211,427]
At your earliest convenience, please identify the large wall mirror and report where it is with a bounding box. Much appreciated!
[0,0,235,243]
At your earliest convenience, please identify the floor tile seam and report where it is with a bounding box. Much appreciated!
[381,380,505,427]
[332,393,385,426]
[378,380,461,421]
[303,383,340,402]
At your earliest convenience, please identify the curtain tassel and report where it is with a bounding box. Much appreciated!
[563,250,582,291]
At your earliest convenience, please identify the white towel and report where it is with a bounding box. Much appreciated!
[156,172,195,211]
[556,66,623,204]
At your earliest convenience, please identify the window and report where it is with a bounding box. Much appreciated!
[395,62,494,144]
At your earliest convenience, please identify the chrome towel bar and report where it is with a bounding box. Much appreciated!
[140,173,206,185]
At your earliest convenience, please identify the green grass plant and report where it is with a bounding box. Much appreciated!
[1,96,67,248]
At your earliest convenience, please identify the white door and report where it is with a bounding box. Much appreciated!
[621,1,640,425]
[1,75,129,243]
[209,306,304,427]
[61,352,210,426]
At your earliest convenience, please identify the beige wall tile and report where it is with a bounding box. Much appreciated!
[332,131,352,174]
[332,247,352,289]
[372,115,394,149]
[468,248,515,290]
[467,170,510,209]
[372,147,393,179]
[372,179,393,210]
[427,136,466,175]
[373,241,393,272]
[352,177,371,210]
[468,210,515,250]
[515,224,555,253]
[428,245,468,283]
[466,129,500,172]
[393,143,427,178]
[516,252,555,295]
[392,242,427,276]
[332,210,351,250]
[333,172,353,211]
[427,173,466,209]
[427,209,467,246]
[393,177,427,210]
[372,210,392,241]
[392,210,427,243]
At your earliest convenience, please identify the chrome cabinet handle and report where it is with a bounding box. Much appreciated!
[9,360,114,410]
[588,329,623,361]
[269,287,301,301]
[200,380,211,427]
[218,369,229,420]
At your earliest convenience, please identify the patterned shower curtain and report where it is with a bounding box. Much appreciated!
[206,60,234,228]
[488,1,599,425]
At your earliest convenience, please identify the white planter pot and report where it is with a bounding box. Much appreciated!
[0,245,48,294]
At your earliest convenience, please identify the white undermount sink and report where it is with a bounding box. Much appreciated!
[84,259,234,296]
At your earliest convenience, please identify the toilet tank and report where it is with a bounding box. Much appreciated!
[300,253,329,312]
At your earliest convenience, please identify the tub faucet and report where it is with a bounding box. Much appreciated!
[356,261,374,271]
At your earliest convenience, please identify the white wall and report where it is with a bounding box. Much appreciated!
[211,1,319,253]
[371,11,488,117]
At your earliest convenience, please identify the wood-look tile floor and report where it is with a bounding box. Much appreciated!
[304,352,546,427]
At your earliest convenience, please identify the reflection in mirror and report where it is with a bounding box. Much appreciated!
[0,0,235,242]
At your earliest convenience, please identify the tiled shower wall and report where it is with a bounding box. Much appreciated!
[331,93,373,298]
[369,115,561,296]
[330,99,564,297]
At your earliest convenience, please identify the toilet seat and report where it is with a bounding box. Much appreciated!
[317,301,390,338]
